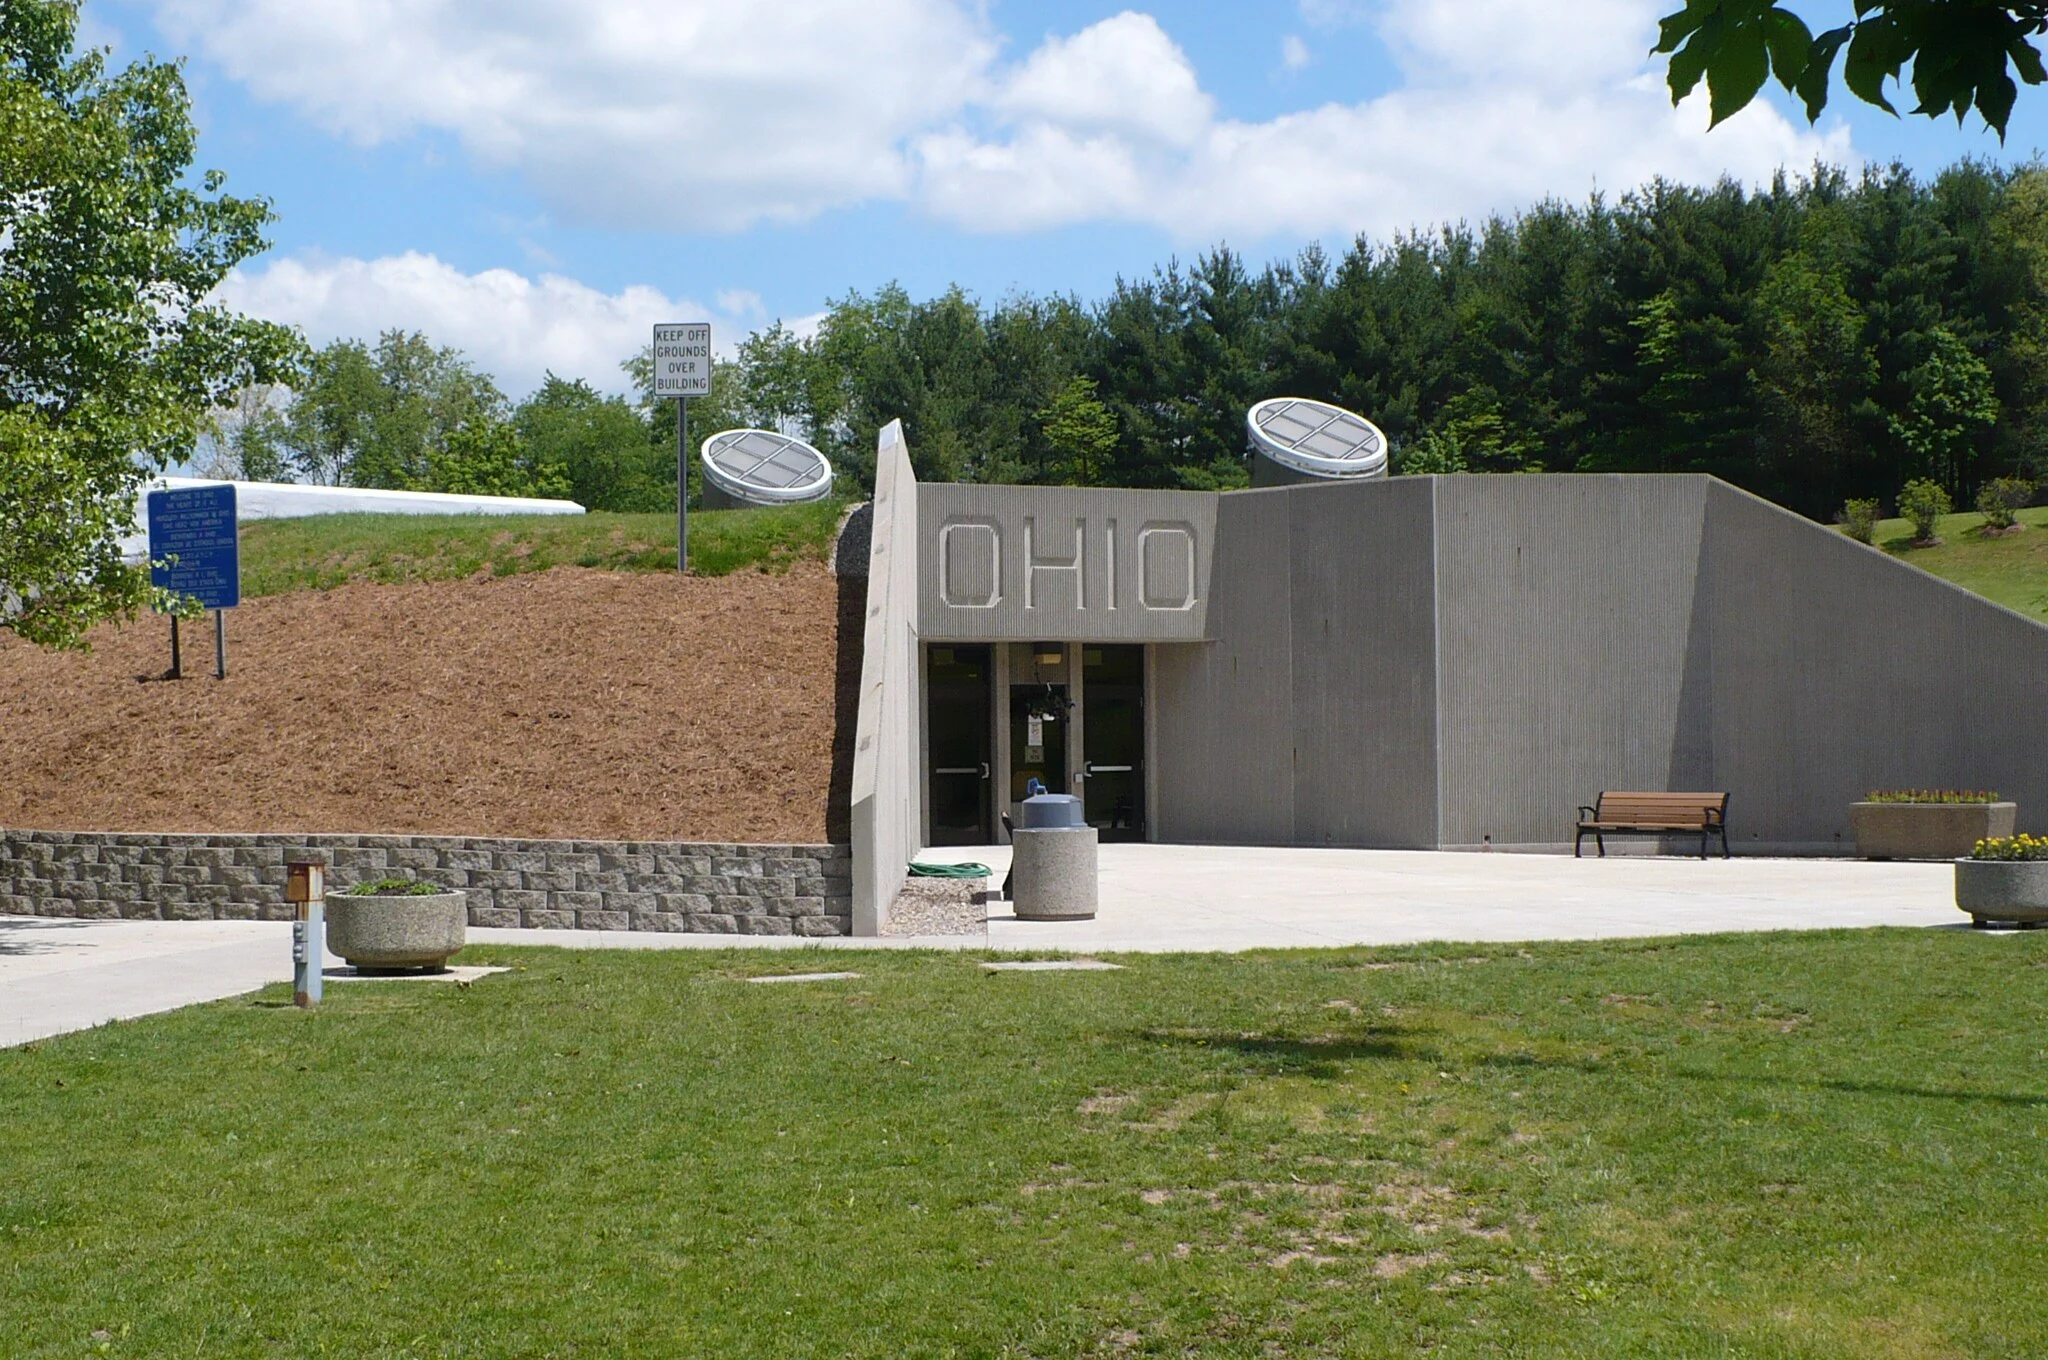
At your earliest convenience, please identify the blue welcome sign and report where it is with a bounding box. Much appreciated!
[147,484,240,610]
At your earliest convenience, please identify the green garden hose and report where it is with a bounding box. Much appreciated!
[908,861,993,879]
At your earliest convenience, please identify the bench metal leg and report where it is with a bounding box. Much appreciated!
[1596,832,1606,858]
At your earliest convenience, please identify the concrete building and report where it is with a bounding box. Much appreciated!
[848,422,2048,934]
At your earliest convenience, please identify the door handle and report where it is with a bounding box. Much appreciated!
[1085,763,1134,774]
[979,762,990,780]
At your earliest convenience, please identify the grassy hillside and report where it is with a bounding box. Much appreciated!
[236,500,848,597]
[1864,504,2048,622]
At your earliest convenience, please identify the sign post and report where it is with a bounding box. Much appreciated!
[653,322,712,573]
[146,484,240,679]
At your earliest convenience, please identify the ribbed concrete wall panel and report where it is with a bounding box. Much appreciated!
[849,422,923,933]
[1704,482,2048,848]
[1151,490,1297,843]
[1288,478,1441,847]
[916,484,1217,641]
[1434,476,1710,846]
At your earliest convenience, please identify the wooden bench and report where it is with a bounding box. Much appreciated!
[1575,791,1729,859]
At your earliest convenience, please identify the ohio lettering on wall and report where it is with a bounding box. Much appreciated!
[916,485,1217,641]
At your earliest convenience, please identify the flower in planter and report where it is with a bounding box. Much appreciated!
[1971,834,2048,861]
[344,878,449,896]
[1864,789,2001,804]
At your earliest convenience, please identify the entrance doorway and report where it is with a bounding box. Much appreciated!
[926,645,992,846]
[1009,675,1069,805]
[1082,645,1145,840]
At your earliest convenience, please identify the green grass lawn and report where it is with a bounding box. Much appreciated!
[1865,504,2048,623]
[235,499,849,596]
[4,930,2045,1357]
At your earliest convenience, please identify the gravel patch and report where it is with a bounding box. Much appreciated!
[886,878,988,936]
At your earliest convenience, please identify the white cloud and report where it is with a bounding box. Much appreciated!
[911,0,1852,240]
[216,252,759,396]
[1281,35,1312,72]
[995,13,1212,147]
[152,0,996,229]
[156,0,1855,247]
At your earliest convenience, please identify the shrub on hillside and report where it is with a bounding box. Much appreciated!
[1974,477,2033,531]
[1897,478,1952,543]
[1839,498,1881,543]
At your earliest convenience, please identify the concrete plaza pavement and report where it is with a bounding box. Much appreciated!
[2,845,1972,1047]
[0,915,322,1048]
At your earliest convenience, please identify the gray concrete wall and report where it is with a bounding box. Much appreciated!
[917,484,1218,642]
[1151,479,1440,847]
[0,829,851,933]
[1433,476,1711,848]
[1152,490,1298,843]
[1288,477,1441,848]
[849,421,922,934]
[1704,481,2048,850]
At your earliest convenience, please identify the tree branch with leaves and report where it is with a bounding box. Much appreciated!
[1656,1,2048,136]
[0,0,303,648]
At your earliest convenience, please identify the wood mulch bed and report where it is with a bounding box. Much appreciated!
[0,563,862,844]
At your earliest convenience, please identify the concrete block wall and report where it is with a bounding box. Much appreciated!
[0,830,853,936]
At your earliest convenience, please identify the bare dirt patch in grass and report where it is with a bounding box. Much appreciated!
[0,562,858,842]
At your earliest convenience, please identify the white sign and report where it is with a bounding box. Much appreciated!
[653,322,712,397]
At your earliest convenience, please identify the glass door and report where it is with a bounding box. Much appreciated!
[1082,645,1144,840]
[926,645,992,845]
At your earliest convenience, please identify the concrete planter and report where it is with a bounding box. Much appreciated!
[1850,802,2015,860]
[325,890,467,971]
[1011,826,1098,921]
[1955,859,2048,927]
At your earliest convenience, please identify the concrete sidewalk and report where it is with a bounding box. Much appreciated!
[2,845,1972,1047]
[0,916,307,1048]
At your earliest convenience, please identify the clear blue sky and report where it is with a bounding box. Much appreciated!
[85,0,2048,397]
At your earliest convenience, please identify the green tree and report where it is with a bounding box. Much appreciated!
[1655,2,2048,137]
[422,419,569,499]
[284,339,379,484]
[513,374,666,511]
[197,385,293,482]
[1889,326,2001,491]
[1750,248,1878,509]
[1036,376,1118,484]
[0,0,302,648]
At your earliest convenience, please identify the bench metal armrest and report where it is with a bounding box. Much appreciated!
[1577,806,1599,821]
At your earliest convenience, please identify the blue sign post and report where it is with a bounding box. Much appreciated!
[146,484,240,679]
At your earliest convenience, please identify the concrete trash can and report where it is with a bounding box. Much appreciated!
[1012,794,1097,920]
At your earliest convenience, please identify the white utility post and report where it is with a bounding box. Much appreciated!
[652,322,713,572]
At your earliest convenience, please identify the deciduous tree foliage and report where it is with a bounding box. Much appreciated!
[1654,2,2048,137]
[0,0,301,648]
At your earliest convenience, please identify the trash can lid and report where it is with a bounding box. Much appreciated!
[1018,792,1087,829]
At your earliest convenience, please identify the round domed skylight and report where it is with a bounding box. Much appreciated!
[699,429,835,505]
[1246,397,1388,479]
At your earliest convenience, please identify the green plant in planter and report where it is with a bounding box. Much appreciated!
[1864,789,2000,804]
[1971,834,2048,861]
[344,878,449,896]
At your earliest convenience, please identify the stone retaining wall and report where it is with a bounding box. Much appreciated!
[0,830,852,936]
